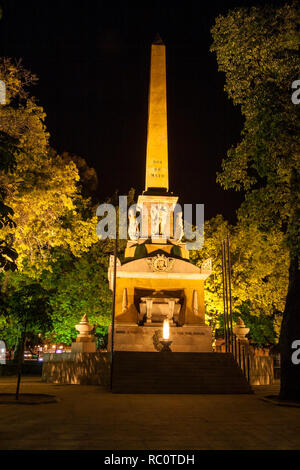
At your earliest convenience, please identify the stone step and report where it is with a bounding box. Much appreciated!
[113,352,239,364]
[111,352,252,394]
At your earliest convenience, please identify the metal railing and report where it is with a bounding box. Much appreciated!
[221,235,233,353]
[221,235,251,383]
[232,335,251,384]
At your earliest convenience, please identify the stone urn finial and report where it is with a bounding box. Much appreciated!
[233,316,250,341]
[72,314,96,353]
[75,314,94,342]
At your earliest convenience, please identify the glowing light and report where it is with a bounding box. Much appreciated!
[163,319,170,340]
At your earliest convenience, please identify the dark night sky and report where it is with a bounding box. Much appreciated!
[0,0,282,222]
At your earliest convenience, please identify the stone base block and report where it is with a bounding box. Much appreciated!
[108,323,213,352]
[42,352,110,385]
[249,355,274,385]
[71,341,96,353]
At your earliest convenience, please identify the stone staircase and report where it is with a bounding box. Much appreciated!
[111,352,253,394]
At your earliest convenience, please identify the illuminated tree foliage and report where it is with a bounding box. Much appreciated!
[39,189,135,345]
[211,3,300,399]
[40,244,112,346]
[0,131,19,271]
[0,58,98,274]
[191,215,288,346]
[0,276,53,359]
[0,58,108,348]
[0,240,114,350]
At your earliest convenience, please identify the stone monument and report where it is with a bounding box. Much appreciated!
[108,35,213,353]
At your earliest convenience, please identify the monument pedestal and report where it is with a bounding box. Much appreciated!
[108,323,212,353]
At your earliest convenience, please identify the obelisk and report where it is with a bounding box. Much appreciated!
[138,34,177,239]
[145,34,169,193]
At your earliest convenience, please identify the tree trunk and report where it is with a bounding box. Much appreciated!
[15,330,26,400]
[12,335,22,363]
[279,255,300,401]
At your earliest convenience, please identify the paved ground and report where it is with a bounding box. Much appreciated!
[0,377,300,450]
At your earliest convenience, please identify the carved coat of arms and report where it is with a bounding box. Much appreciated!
[147,254,175,272]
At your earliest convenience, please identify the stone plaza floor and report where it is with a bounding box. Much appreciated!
[0,377,300,450]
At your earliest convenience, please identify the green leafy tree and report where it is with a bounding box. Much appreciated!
[191,215,288,346]
[0,131,19,271]
[61,152,99,199]
[211,3,300,399]
[0,59,98,274]
[39,188,137,346]
[0,279,52,398]
[0,52,138,359]
[41,244,112,346]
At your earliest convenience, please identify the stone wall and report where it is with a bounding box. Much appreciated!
[42,351,274,387]
[42,352,110,386]
[249,355,274,385]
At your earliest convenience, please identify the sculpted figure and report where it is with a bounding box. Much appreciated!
[128,207,139,241]
[159,204,169,237]
[174,211,184,241]
[150,204,160,237]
